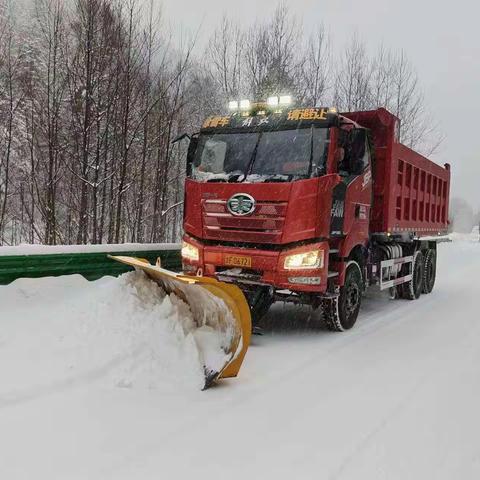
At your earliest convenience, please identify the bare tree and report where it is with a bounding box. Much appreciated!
[302,25,330,106]
[244,2,304,99]
[132,0,158,242]
[0,2,26,243]
[370,46,443,154]
[205,15,244,101]
[26,0,67,245]
[333,34,373,112]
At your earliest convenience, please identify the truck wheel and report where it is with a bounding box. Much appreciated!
[422,249,436,294]
[402,251,424,300]
[322,261,363,332]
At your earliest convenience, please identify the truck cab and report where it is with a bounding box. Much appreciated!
[180,100,449,331]
[181,102,372,321]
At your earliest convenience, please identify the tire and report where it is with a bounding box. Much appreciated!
[422,249,437,294]
[323,261,363,331]
[402,250,424,300]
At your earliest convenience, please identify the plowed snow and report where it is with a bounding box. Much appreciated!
[0,271,232,395]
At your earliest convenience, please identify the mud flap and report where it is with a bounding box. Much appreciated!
[109,255,251,389]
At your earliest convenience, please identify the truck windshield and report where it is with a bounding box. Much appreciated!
[191,127,329,182]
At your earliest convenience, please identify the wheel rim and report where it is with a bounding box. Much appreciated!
[345,280,360,318]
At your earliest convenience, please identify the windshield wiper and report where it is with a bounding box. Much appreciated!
[228,174,246,183]
[205,173,246,183]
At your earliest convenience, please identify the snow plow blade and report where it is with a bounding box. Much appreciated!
[108,255,251,389]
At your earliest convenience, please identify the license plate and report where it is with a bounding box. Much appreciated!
[224,255,252,268]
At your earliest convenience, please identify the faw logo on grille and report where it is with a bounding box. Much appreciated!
[227,193,256,216]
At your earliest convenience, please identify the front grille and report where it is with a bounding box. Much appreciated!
[203,199,287,243]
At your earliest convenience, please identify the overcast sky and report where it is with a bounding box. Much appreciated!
[157,0,479,209]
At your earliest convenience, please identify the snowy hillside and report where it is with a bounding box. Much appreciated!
[1,234,479,479]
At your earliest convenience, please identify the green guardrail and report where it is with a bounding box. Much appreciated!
[0,247,182,285]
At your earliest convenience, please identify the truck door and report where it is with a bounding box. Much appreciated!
[330,129,373,244]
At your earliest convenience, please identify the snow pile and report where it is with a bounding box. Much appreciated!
[0,271,233,394]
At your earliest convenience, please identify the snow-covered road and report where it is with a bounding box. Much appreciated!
[1,235,480,479]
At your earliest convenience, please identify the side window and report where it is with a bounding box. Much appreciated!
[336,128,371,176]
[348,129,370,175]
[360,137,370,171]
[311,127,329,176]
[337,129,350,175]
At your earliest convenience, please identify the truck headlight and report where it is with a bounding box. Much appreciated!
[181,241,199,261]
[284,250,324,270]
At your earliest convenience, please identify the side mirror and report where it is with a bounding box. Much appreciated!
[186,135,198,176]
[172,132,191,144]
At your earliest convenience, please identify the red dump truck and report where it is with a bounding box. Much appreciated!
[180,101,450,331]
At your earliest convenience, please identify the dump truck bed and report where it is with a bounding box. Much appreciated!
[344,108,450,236]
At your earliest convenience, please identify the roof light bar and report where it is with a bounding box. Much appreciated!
[239,99,251,111]
[267,96,279,107]
[279,95,292,106]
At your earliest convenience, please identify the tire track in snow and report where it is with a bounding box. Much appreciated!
[238,242,476,399]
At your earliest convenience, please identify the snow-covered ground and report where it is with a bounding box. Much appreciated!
[1,233,480,479]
